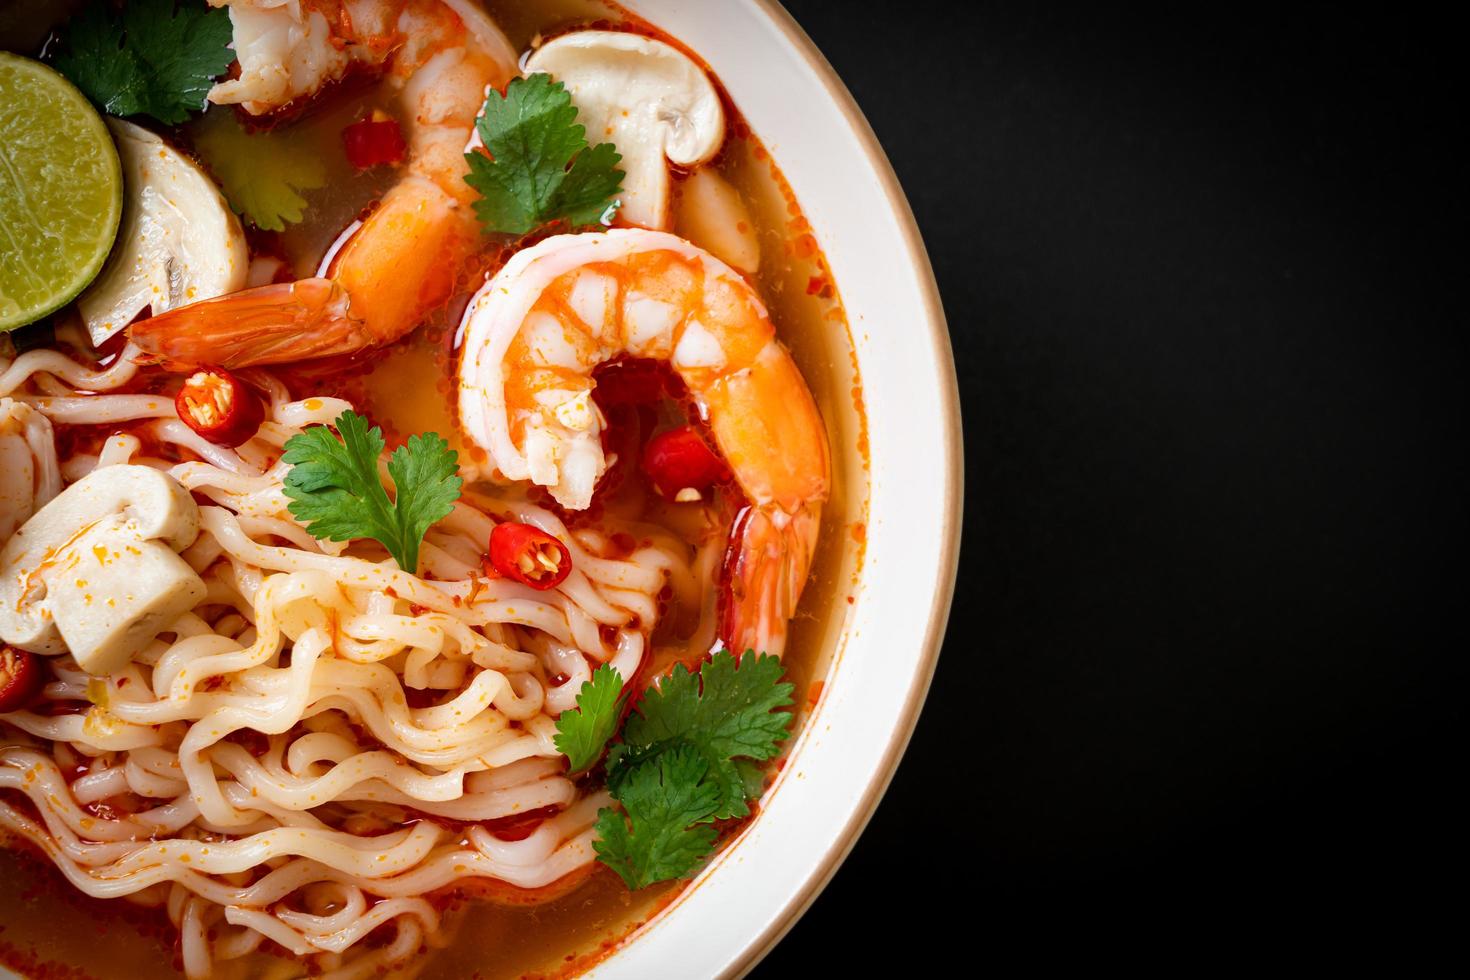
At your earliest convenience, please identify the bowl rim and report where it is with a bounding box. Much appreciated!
[0,2,960,976]
[711,2,963,975]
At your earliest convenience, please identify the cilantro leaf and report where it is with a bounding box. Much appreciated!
[282,412,397,546]
[734,758,769,801]
[53,0,234,126]
[553,664,626,772]
[385,432,464,575]
[608,650,794,819]
[591,651,793,890]
[191,109,328,231]
[53,5,147,120]
[548,140,625,229]
[282,411,462,573]
[122,0,234,123]
[464,73,624,235]
[593,746,721,890]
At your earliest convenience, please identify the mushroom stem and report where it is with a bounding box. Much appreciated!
[527,31,726,231]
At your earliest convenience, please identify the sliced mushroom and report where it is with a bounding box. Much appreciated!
[674,168,760,275]
[0,465,206,676]
[527,31,725,231]
[78,119,248,347]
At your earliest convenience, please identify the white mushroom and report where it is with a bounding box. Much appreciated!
[0,465,206,676]
[527,31,725,231]
[674,167,760,275]
[0,398,61,543]
[78,119,248,347]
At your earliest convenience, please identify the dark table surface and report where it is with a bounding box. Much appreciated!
[757,1,1459,970]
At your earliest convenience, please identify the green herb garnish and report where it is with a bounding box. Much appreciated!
[552,663,627,772]
[594,745,722,890]
[191,109,329,231]
[53,0,234,126]
[282,411,462,574]
[463,73,625,236]
[578,650,793,890]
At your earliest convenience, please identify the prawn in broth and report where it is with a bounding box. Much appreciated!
[0,0,867,976]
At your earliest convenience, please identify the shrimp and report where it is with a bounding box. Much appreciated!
[456,229,831,657]
[128,0,518,369]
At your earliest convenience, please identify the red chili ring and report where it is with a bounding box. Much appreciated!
[487,522,573,591]
[175,368,265,447]
[342,116,407,170]
[0,646,44,714]
[641,425,731,501]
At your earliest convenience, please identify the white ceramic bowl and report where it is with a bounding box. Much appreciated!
[586,2,961,976]
[0,3,959,976]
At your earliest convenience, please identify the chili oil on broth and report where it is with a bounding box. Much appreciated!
[0,1,869,977]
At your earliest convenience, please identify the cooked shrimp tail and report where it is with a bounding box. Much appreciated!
[129,279,368,369]
[707,334,830,656]
[722,502,821,658]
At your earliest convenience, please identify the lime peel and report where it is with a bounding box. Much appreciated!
[0,52,124,333]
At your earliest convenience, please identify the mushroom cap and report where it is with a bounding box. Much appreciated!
[78,119,248,347]
[0,465,205,675]
[527,31,725,231]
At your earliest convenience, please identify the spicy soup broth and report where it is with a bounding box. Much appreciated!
[0,1,867,976]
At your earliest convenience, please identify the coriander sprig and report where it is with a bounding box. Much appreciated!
[552,649,794,890]
[463,73,625,236]
[191,109,328,231]
[53,0,234,126]
[552,663,627,772]
[281,411,462,574]
[594,746,722,889]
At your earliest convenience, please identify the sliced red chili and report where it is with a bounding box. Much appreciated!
[488,523,573,590]
[642,425,730,501]
[0,646,43,713]
[342,115,407,170]
[176,368,265,447]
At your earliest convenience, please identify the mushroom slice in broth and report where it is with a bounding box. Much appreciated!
[79,119,247,346]
[527,30,726,230]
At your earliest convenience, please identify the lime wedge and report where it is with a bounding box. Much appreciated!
[0,52,123,333]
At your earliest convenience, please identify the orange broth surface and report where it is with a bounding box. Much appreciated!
[0,1,868,977]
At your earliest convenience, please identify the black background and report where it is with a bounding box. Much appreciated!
[757,1,1461,971]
